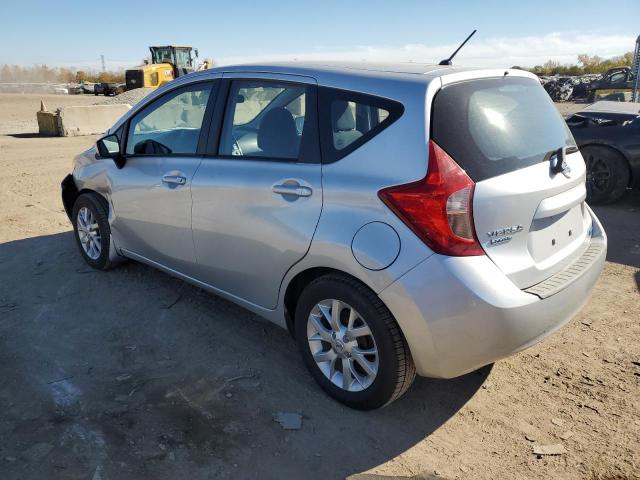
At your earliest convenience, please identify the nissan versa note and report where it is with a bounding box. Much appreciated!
[61,62,607,410]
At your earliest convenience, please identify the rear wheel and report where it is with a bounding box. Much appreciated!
[582,145,629,204]
[295,274,415,410]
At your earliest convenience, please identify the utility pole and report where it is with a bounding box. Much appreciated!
[632,35,640,102]
[100,55,106,73]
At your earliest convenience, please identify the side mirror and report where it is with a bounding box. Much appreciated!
[97,134,125,168]
[194,49,199,58]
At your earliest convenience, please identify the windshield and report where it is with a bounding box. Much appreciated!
[431,77,575,182]
[151,47,174,65]
[174,49,193,68]
[151,47,192,67]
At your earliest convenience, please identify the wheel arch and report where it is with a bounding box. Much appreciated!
[77,188,110,212]
[62,175,110,220]
[283,267,377,337]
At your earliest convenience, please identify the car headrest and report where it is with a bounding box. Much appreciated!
[331,100,356,131]
[257,107,297,158]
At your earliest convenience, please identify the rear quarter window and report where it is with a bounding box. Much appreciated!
[431,77,575,182]
[319,87,404,163]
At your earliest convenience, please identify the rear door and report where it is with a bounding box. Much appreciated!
[432,75,592,288]
[190,73,322,308]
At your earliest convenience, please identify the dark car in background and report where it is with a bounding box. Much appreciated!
[586,67,635,102]
[94,82,125,96]
[567,101,640,203]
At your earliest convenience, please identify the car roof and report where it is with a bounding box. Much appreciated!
[207,60,484,82]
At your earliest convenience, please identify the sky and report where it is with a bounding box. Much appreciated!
[2,0,639,71]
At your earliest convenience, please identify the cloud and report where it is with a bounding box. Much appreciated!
[213,31,636,68]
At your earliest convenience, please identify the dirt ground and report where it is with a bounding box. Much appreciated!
[0,93,638,480]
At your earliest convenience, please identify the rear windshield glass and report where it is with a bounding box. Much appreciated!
[431,77,575,182]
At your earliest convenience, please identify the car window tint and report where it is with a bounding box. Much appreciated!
[233,85,285,125]
[331,100,390,150]
[431,77,574,182]
[609,72,625,83]
[219,80,308,160]
[126,83,212,155]
[318,87,403,163]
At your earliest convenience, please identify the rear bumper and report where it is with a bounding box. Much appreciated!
[379,206,607,378]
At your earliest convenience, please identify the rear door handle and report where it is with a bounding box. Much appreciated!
[162,175,187,185]
[272,183,312,197]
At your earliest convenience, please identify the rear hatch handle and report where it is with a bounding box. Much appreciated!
[533,183,586,219]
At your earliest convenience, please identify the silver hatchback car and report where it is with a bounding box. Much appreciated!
[61,62,606,409]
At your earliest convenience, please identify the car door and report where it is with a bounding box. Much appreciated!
[190,73,322,309]
[109,80,217,272]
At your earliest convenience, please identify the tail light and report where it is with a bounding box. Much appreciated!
[378,140,484,256]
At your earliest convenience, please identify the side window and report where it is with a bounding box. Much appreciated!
[319,87,403,163]
[331,100,390,150]
[219,80,310,160]
[608,71,625,83]
[126,82,212,156]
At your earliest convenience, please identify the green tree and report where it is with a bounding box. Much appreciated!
[75,70,88,83]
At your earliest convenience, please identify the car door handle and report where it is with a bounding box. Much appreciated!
[162,175,187,185]
[272,184,312,197]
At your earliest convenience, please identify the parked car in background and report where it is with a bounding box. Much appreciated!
[67,84,84,95]
[60,62,606,409]
[566,101,640,203]
[586,66,635,102]
[95,82,125,96]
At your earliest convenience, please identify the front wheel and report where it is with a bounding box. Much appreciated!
[295,274,416,410]
[72,193,116,270]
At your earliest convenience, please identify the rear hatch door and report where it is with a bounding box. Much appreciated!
[432,74,592,288]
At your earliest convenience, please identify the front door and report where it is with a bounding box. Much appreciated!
[191,75,322,309]
[109,81,215,272]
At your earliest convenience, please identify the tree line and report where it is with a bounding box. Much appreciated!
[2,52,636,83]
[0,64,125,84]
[513,52,634,76]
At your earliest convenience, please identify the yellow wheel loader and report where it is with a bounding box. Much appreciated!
[125,45,210,91]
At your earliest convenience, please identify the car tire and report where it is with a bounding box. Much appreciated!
[582,145,629,204]
[72,193,116,270]
[294,273,416,410]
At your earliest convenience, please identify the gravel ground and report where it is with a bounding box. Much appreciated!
[0,93,638,480]
[555,101,588,117]
[96,88,155,107]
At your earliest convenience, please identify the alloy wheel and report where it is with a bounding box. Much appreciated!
[585,153,611,197]
[76,206,102,260]
[306,299,379,392]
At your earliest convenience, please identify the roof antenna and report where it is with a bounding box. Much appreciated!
[439,29,477,66]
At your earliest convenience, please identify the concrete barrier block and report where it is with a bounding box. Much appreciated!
[36,110,59,136]
[57,104,131,136]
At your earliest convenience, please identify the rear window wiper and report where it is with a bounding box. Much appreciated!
[543,145,578,175]
[543,145,578,163]
[566,145,579,154]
